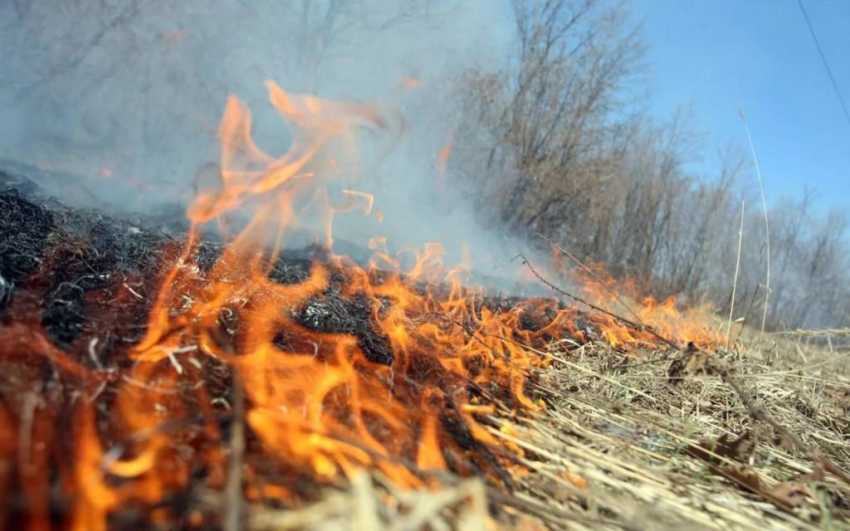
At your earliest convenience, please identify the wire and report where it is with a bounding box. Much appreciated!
[797,0,850,130]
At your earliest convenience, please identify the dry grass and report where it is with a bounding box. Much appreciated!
[247,332,850,530]
[248,472,490,531]
[497,335,850,530]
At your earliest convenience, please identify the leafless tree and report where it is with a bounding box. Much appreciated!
[451,0,848,330]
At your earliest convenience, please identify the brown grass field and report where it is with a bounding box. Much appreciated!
[246,325,850,530]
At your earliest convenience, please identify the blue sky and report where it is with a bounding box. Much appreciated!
[633,0,849,213]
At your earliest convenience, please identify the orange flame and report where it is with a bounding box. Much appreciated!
[400,76,422,91]
[0,81,720,529]
[565,255,721,349]
[106,82,553,503]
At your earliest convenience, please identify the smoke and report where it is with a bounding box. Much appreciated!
[0,1,543,284]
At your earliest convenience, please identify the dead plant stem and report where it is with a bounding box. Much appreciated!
[728,200,745,346]
[520,254,850,490]
[519,254,680,350]
[225,373,246,531]
[739,110,771,334]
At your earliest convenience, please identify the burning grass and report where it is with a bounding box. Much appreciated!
[0,182,731,530]
[235,334,850,531]
[1,83,848,530]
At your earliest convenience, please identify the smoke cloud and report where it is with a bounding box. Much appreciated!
[1,1,546,284]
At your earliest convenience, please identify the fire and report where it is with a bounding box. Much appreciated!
[0,81,720,529]
[101,82,553,508]
[434,141,452,196]
[567,257,722,349]
[400,76,422,91]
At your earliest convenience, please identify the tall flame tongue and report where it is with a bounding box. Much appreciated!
[61,82,718,529]
[69,82,545,525]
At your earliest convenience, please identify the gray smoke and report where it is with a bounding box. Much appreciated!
[0,1,544,284]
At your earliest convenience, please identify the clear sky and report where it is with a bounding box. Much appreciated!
[633,0,849,213]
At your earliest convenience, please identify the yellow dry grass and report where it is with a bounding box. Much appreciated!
[246,331,850,530]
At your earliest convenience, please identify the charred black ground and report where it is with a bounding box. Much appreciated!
[0,168,602,528]
[3,167,850,531]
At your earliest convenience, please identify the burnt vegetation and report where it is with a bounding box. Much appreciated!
[1,1,849,529]
[1,0,847,331]
[0,173,626,528]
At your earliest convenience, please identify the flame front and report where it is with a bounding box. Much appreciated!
[0,82,720,529]
[86,82,557,518]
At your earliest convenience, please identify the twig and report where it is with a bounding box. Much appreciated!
[12,0,148,98]
[18,391,40,472]
[87,337,104,370]
[518,255,850,490]
[727,200,745,347]
[123,282,144,300]
[710,357,850,487]
[739,110,771,334]
[486,488,614,528]
[518,254,680,350]
[538,234,646,327]
[225,374,246,531]
[773,327,850,337]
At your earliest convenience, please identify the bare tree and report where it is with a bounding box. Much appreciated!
[455,0,644,229]
[451,0,849,330]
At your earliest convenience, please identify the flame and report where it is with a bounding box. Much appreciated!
[567,256,721,349]
[400,76,422,91]
[434,141,452,196]
[436,143,452,175]
[112,82,552,501]
[0,81,721,528]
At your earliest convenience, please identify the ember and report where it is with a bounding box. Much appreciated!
[0,83,718,530]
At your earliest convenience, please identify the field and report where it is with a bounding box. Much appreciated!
[251,327,850,530]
